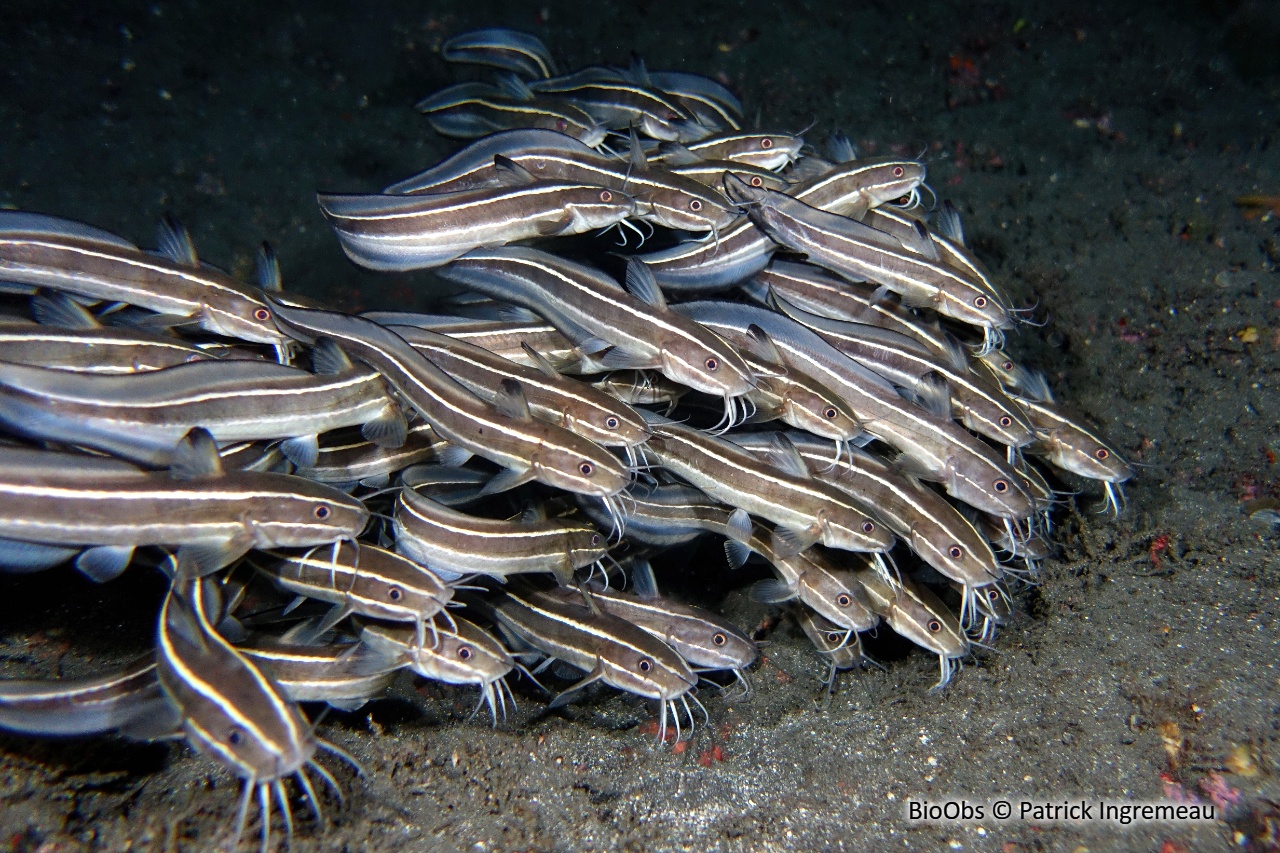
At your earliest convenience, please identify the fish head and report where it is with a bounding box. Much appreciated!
[531,438,630,498]
[599,644,695,701]
[563,523,611,569]
[796,566,876,632]
[249,478,371,548]
[777,383,862,442]
[657,332,757,399]
[641,184,739,232]
[563,187,638,232]
[203,296,290,347]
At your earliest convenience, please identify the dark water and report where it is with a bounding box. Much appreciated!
[1,1,1278,850]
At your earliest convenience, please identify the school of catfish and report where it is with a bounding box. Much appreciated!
[0,27,1133,851]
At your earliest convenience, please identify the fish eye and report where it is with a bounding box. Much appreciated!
[1002,360,1014,371]
[826,631,843,644]
[388,587,403,601]
[457,646,473,660]
[892,166,905,177]
[253,308,271,322]
[689,199,703,211]
[999,416,1013,427]
[590,534,602,546]
[579,461,595,476]
[836,593,853,608]
[948,545,964,559]
[761,138,774,149]
[712,632,727,646]
[861,521,875,533]
[638,657,653,672]
[605,416,620,429]
[1095,448,1110,460]
[227,726,245,746]
[823,407,838,419]
[600,190,613,202]
[704,357,719,371]
[556,118,568,131]
[313,504,331,519]
[974,296,988,308]
[987,589,1001,601]
[750,176,763,187]
[993,479,1009,493]
[927,619,943,633]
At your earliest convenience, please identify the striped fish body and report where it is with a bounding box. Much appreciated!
[0,445,368,554]
[0,656,172,738]
[0,320,212,373]
[318,181,635,272]
[0,212,285,345]
[393,486,605,584]
[0,357,399,467]
[241,640,402,710]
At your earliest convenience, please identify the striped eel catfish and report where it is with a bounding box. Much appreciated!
[470,586,700,741]
[264,298,631,506]
[256,541,453,650]
[638,413,894,556]
[729,432,1002,607]
[674,301,1038,521]
[437,248,758,427]
[851,563,970,691]
[441,28,559,79]
[384,128,738,234]
[318,172,635,271]
[722,173,1013,351]
[0,429,369,581]
[360,617,518,726]
[384,322,651,449]
[392,485,608,585]
[239,638,403,713]
[156,576,352,852]
[0,212,287,348]
[0,656,172,738]
[415,81,607,146]
[0,347,405,469]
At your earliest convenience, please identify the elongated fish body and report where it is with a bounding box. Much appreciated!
[641,416,892,556]
[438,247,757,400]
[745,260,959,359]
[529,72,703,141]
[362,313,581,370]
[318,180,635,272]
[416,81,604,145]
[675,301,1037,520]
[241,640,402,711]
[0,439,368,575]
[393,486,606,584]
[441,28,558,79]
[386,129,736,232]
[546,581,757,674]
[480,587,696,704]
[259,541,452,642]
[793,605,869,693]
[577,482,732,547]
[731,432,1000,590]
[0,320,212,373]
[156,577,321,850]
[386,323,650,448]
[0,212,285,345]
[770,296,1036,447]
[0,357,401,468]
[852,566,969,690]
[360,617,516,725]
[0,656,171,737]
[265,299,630,499]
[724,175,1011,338]
[639,159,923,291]
[674,132,804,171]
[297,422,447,487]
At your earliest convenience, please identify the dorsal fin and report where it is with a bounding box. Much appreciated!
[935,200,966,246]
[913,371,952,418]
[31,289,100,329]
[310,337,355,375]
[655,141,702,165]
[494,378,533,420]
[623,259,666,309]
[521,341,561,378]
[627,127,649,174]
[630,559,661,599]
[742,323,785,367]
[493,154,538,185]
[493,72,535,101]
[766,433,811,479]
[256,242,283,292]
[171,428,224,479]
[156,215,199,267]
